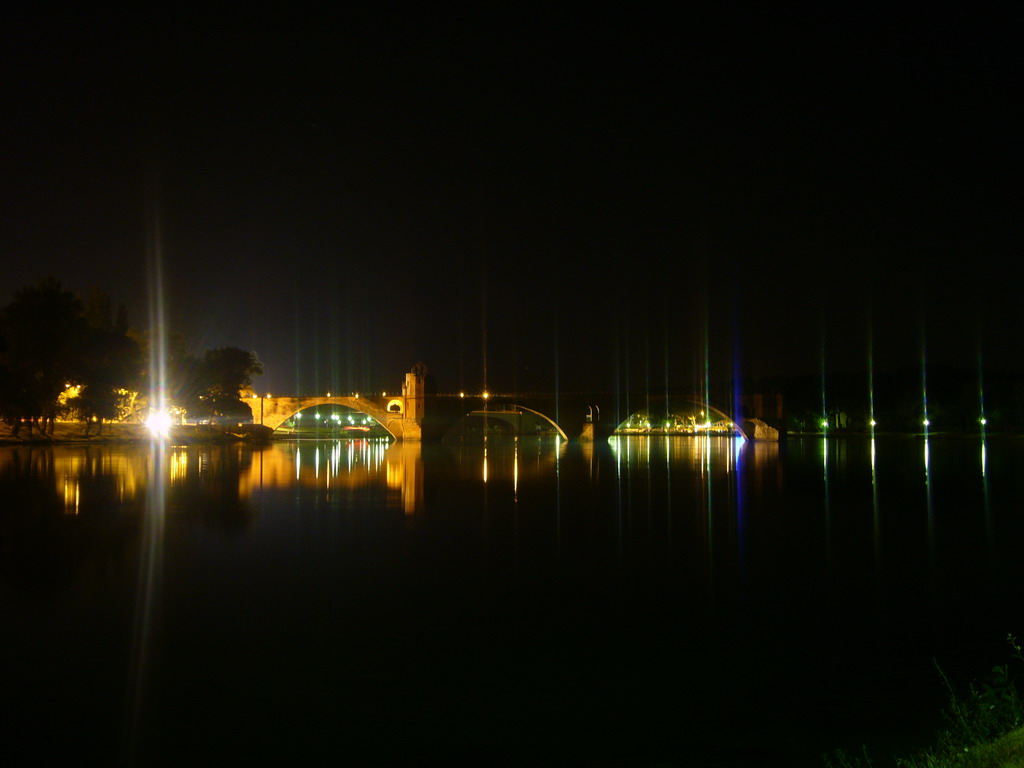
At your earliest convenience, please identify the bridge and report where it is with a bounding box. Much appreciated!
[247,393,421,439]
[244,368,780,442]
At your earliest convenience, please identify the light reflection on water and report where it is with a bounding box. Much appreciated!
[1,435,1022,766]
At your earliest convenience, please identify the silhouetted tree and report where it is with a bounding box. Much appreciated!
[199,347,264,418]
[0,279,88,436]
[70,290,141,435]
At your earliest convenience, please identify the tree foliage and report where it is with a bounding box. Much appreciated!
[0,279,90,435]
[171,347,264,419]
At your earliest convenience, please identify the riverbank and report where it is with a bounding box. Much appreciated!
[828,726,1024,767]
[0,421,271,444]
[828,636,1024,768]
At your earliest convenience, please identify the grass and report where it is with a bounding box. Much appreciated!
[0,420,265,444]
[826,636,1024,768]
[0,420,148,442]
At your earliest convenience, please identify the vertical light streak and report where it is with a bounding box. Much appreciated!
[924,436,935,584]
[981,436,992,567]
[480,268,488,401]
[125,170,170,762]
[921,340,930,437]
[613,437,624,585]
[147,196,168,430]
[978,343,987,434]
[292,277,303,396]
[664,436,673,550]
[702,316,710,433]
[823,435,832,575]
[921,436,937,593]
[513,437,519,497]
[867,311,876,436]
[124,441,167,762]
[734,436,747,586]
[555,433,562,556]
[704,434,714,606]
[663,306,670,419]
[820,324,828,434]
[871,437,881,586]
[552,305,560,430]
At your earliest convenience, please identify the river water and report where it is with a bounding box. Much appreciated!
[2,435,1022,766]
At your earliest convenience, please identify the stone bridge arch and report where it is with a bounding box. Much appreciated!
[245,395,421,441]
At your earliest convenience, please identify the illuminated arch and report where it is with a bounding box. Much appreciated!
[614,398,742,436]
[245,396,417,440]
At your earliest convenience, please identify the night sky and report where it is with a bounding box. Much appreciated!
[3,6,1020,396]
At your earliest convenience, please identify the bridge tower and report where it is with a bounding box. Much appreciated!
[403,363,427,423]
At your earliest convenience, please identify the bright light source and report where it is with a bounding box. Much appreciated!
[459,392,465,398]
[820,419,828,429]
[482,391,490,399]
[980,417,987,425]
[869,420,877,427]
[923,419,930,427]
[326,391,331,397]
[145,409,172,438]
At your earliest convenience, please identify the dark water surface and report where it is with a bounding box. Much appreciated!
[2,435,1023,766]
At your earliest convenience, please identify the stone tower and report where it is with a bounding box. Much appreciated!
[402,363,428,423]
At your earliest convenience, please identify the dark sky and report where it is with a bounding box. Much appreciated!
[3,6,1021,395]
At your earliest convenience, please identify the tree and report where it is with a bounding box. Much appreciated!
[0,279,88,436]
[69,290,142,435]
[198,347,264,417]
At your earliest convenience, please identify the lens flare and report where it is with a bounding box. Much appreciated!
[145,410,172,438]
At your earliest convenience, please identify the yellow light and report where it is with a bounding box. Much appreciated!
[326,391,331,397]
[482,391,490,399]
[145,409,172,438]
[266,393,272,398]
[459,392,465,398]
